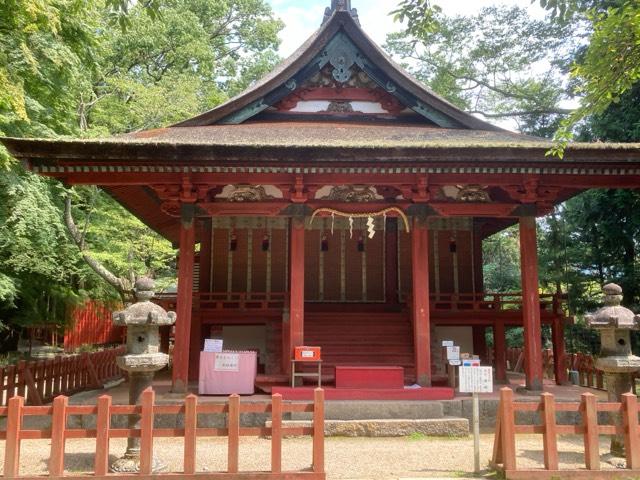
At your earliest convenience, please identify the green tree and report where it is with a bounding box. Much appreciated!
[385,6,573,136]
[81,0,283,134]
[391,0,640,152]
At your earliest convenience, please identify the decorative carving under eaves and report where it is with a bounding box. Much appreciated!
[307,65,375,90]
[226,185,274,203]
[323,185,380,202]
[327,101,353,113]
[456,185,491,203]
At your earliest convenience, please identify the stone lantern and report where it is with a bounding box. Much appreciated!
[585,283,640,458]
[110,277,176,472]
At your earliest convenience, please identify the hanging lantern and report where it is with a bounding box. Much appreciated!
[357,235,365,252]
[261,234,270,251]
[229,232,238,251]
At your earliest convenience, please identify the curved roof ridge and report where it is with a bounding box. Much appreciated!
[172,8,514,133]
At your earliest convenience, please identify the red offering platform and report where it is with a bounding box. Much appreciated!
[271,386,455,401]
[335,366,404,389]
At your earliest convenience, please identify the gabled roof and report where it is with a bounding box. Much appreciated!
[174,7,503,131]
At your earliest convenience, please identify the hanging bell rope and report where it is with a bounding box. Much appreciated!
[310,207,411,239]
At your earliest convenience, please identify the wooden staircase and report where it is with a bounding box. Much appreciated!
[302,311,415,383]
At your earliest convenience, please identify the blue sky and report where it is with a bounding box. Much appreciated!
[266,0,547,57]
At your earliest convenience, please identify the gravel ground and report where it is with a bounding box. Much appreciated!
[0,434,623,479]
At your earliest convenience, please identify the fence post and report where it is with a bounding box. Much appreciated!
[622,393,639,469]
[541,393,558,470]
[228,394,240,474]
[139,387,155,475]
[271,394,282,474]
[5,395,23,478]
[49,395,68,476]
[499,387,516,472]
[184,394,197,475]
[95,395,112,476]
[84,353,101,389]
[313,388,325,474]
[581,393,600,470]
[491,406,502,465]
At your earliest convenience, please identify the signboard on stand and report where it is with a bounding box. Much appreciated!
[446,346,460,361]
[458,365,493,474]
[459,366,493,393]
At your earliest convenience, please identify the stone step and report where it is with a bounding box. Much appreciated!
[265,417,469,437]
[290,400,444,420]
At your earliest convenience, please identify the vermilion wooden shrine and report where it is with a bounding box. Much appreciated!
[4,1,640,393]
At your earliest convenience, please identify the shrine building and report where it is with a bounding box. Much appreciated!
[4,0,640,394]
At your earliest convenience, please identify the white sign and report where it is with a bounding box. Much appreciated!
[442,340,454,347]
[446,346,460,361]
[449,359,462,366]
[459,366,493,393]
[462,359,481,367]
[204,339,223,353]
[214,352,240,372]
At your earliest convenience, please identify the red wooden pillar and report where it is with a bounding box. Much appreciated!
[552,317,568,385]
[411,216,431,386]
[284,217,305,375]
[519,216,543,391]
[494,320,508,384]
[472,326,487,362]
[172,204,196,393]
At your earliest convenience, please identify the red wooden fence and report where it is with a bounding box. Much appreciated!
[64,301,125,352]
[1,387,325,480]
[492,387,640,479]
[505,348,638,392]
[0,347,124,406]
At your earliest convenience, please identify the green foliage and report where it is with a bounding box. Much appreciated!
[82,0,283,134]
[0,0,283,342]
[483,226,521,293]
[70,186,177,291]
[385,6,573,134]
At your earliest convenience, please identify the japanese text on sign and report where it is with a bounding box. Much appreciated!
[459,366,493,393]
[446,346,460,361]
[214,352,240,372]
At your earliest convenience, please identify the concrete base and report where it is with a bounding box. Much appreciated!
[266,418,469,437]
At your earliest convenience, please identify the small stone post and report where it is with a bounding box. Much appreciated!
[585,283,640,458]
[110,278,176,472]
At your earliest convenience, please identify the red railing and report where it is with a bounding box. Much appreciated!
[429,292,564,314]
[0,346,125,406]
[196,292,288,311]
[492,388,640,478]
[1,387,325,480]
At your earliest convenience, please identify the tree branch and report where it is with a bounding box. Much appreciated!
[64,195,132,298]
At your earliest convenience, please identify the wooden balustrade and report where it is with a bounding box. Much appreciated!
[428,292,564,313]
[195,292,288,311]
[0,387,326,480]
[492,387,640,479]
[0,346,124,407]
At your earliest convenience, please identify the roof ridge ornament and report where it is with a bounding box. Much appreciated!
[323,0,360,26]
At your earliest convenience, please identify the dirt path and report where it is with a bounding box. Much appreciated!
[0,434,621,479]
